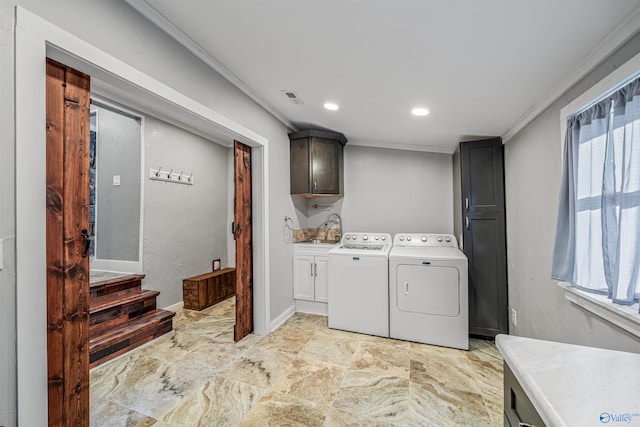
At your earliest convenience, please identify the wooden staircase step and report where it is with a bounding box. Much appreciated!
[90,288,160,314]
[89,289,161,335]
[90,273,145,299]
[89,308,176,368]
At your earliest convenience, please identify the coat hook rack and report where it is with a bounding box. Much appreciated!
[149,168,193,185]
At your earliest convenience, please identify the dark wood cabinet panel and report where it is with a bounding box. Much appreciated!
[463,213,508,336]
[289,129,346,197]
[461,138,505,213]
[290,136,311,195]
[311,137,341,194]
[459,137,508,337]
[504,362,546,427]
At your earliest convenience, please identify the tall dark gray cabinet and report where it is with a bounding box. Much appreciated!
[453,137,508,337]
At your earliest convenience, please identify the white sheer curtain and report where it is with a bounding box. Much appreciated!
[552,77,640,307]
[605,82,640,304]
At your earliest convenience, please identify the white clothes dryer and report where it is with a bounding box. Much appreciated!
[328,232,392,337]
[389,233,468,350]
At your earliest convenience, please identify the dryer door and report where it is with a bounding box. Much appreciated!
[396,264,460,317]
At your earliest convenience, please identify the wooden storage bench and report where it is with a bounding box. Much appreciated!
[183,267,236,310]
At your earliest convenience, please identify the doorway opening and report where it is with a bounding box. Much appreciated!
[46,59,259,423]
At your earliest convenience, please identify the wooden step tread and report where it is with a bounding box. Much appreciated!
[90,273,145,289]
[90,274,146,299]
[90,288,160,314]
[90,309,175,353]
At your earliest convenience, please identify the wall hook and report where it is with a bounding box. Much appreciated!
[167,168,173,179]
[155,166,162,177]
[188,173,193,183]
[178,170,184,181]
[284,216,294,231]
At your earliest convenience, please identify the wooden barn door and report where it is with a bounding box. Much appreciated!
[46,58,91,426]
[233,141,253,341]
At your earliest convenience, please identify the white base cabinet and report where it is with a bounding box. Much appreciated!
[293,244,334,304]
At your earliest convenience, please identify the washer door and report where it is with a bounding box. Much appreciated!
[396,264,460,317]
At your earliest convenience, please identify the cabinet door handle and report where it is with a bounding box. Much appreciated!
[518,423,533,427]
[404,281,409,295]
[465,217,470,229]
[314,263,318,277]
[310,263,314,277]
[465,197,469,210]
[313,180,317,191]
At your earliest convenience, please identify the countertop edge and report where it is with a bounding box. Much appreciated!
[293,242,339,246]
[496,334,566,427]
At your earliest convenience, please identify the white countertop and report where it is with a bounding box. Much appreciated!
[496,334,640,426]
[294,242,338,247]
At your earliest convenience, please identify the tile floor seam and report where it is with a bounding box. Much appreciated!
[467,355,503,427]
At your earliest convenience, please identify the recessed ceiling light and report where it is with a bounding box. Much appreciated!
[411,107,430,116]
[324,102,339,111]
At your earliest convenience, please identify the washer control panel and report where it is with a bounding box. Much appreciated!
[392,233,458,248]
[343,232,391,245]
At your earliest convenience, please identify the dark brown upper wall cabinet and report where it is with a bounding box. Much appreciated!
[289,129,347,197]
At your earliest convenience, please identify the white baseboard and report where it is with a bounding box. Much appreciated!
[295,300,328,316]
[164,301,184,312]
[270,304,296,332]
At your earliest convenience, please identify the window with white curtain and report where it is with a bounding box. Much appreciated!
[552,77,640,309]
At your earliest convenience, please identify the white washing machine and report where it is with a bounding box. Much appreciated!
[328,232,392,337]
[389,233,468,350]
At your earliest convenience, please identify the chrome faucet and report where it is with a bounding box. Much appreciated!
[323,212,343,242]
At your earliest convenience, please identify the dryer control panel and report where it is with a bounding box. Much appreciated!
[393,233,458,248]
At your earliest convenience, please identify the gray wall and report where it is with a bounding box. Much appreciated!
[504,31,640,353]
[0,4,16,426]
[1,1,297,424]
[299,145,454,238]
[143,116,229,308]
[94,105,142,262]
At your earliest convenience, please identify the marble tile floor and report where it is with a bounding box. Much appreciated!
[91,297,504,426]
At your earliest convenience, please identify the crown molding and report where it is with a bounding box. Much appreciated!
[503,4,640,142]
[123,0,297,132]
[347,139,455,155]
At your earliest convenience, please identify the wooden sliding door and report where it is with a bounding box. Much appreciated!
[233,141,253,341]
[46,58,91,426]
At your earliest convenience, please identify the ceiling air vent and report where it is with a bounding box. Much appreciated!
[282,90,305,105]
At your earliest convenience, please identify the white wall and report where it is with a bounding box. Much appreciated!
[504,31,640,353]
[143,116,229,308]
[299,145,454,237]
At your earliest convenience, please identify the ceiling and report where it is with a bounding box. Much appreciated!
[128,0,640,154]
